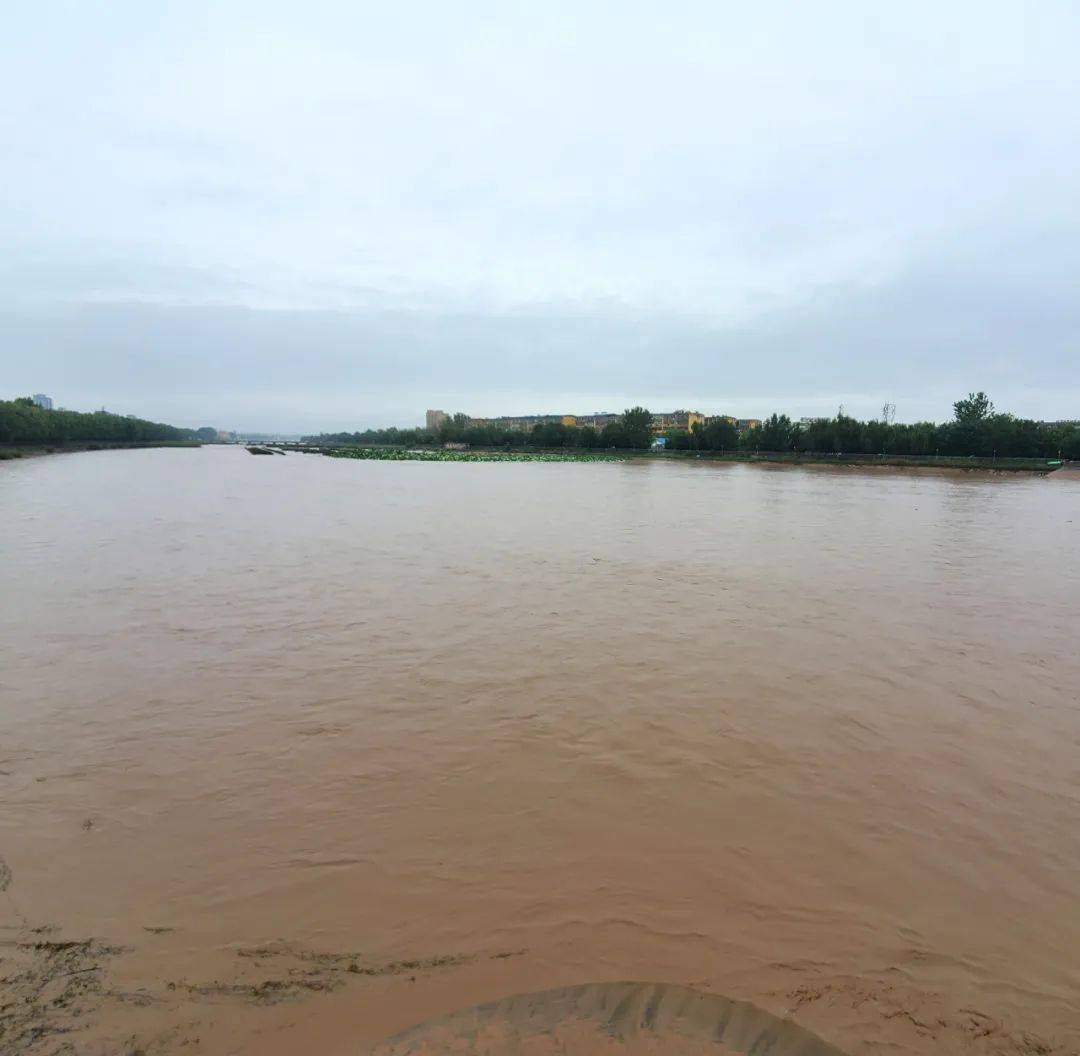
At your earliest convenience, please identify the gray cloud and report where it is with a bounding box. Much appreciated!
[3,1,1079,429]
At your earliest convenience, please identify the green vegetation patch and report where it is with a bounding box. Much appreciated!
[0,397,201,445]
[323,447,619,463]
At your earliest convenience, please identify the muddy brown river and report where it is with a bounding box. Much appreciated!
[1,447,1078,1055]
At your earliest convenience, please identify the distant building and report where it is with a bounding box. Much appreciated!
[799,417,827,427]
[698,415,761,434]
[476,414,577,432]
[650,410,705,435]
[235,432,304,442]
[575,412,621,431]
[32,393,53,410]
[435,407,754,437]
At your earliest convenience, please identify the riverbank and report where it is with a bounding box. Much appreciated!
[0,440,203,460]
[659,450,1064,472]
[283,443,1064,473]
[320,446,621,463]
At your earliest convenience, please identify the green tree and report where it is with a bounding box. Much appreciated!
[943,393,995,456]
[529,421,573,447]
[833,413,865,453]
[620,406,653,448]
[436,412,471,443]
[739,425,761,451]
[865,419,889,453]
[803,418,832,452]
[758,413,793,451]
[954,392,994,423]
[600,422,627,447]
[0,399,195,445]
[699,418,738,451]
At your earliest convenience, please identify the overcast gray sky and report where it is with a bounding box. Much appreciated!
[3,1,1078,431]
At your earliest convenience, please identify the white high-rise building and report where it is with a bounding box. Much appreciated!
[32,394,53,410]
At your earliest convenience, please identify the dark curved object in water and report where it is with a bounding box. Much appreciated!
[369,981,848,1055]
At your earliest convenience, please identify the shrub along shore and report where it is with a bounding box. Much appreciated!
[0,440,202,460]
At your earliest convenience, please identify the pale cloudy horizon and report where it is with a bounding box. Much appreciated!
[4,1,1079,431]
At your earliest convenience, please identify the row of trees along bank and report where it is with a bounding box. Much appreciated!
[0,397,215,445]
[308,407,655,451]
[307,395,1079,459]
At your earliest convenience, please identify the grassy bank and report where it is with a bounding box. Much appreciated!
[0,440,203,460]
[300,443,1061,472]
[651,450,1062,472]
[321,446,620,463]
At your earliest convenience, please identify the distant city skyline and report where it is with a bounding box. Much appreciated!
[5,387,1075,436]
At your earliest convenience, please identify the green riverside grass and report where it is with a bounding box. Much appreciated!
[323,446,620,463]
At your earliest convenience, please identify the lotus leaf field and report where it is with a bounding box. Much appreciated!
[323,447,621,463]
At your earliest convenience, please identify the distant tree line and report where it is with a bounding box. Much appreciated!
[306,394,1078,459]
[307,407,657,451]
[0,397,208,445]
[724,394,1078,459]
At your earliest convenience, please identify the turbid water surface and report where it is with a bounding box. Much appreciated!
[1,447,1078,1055]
